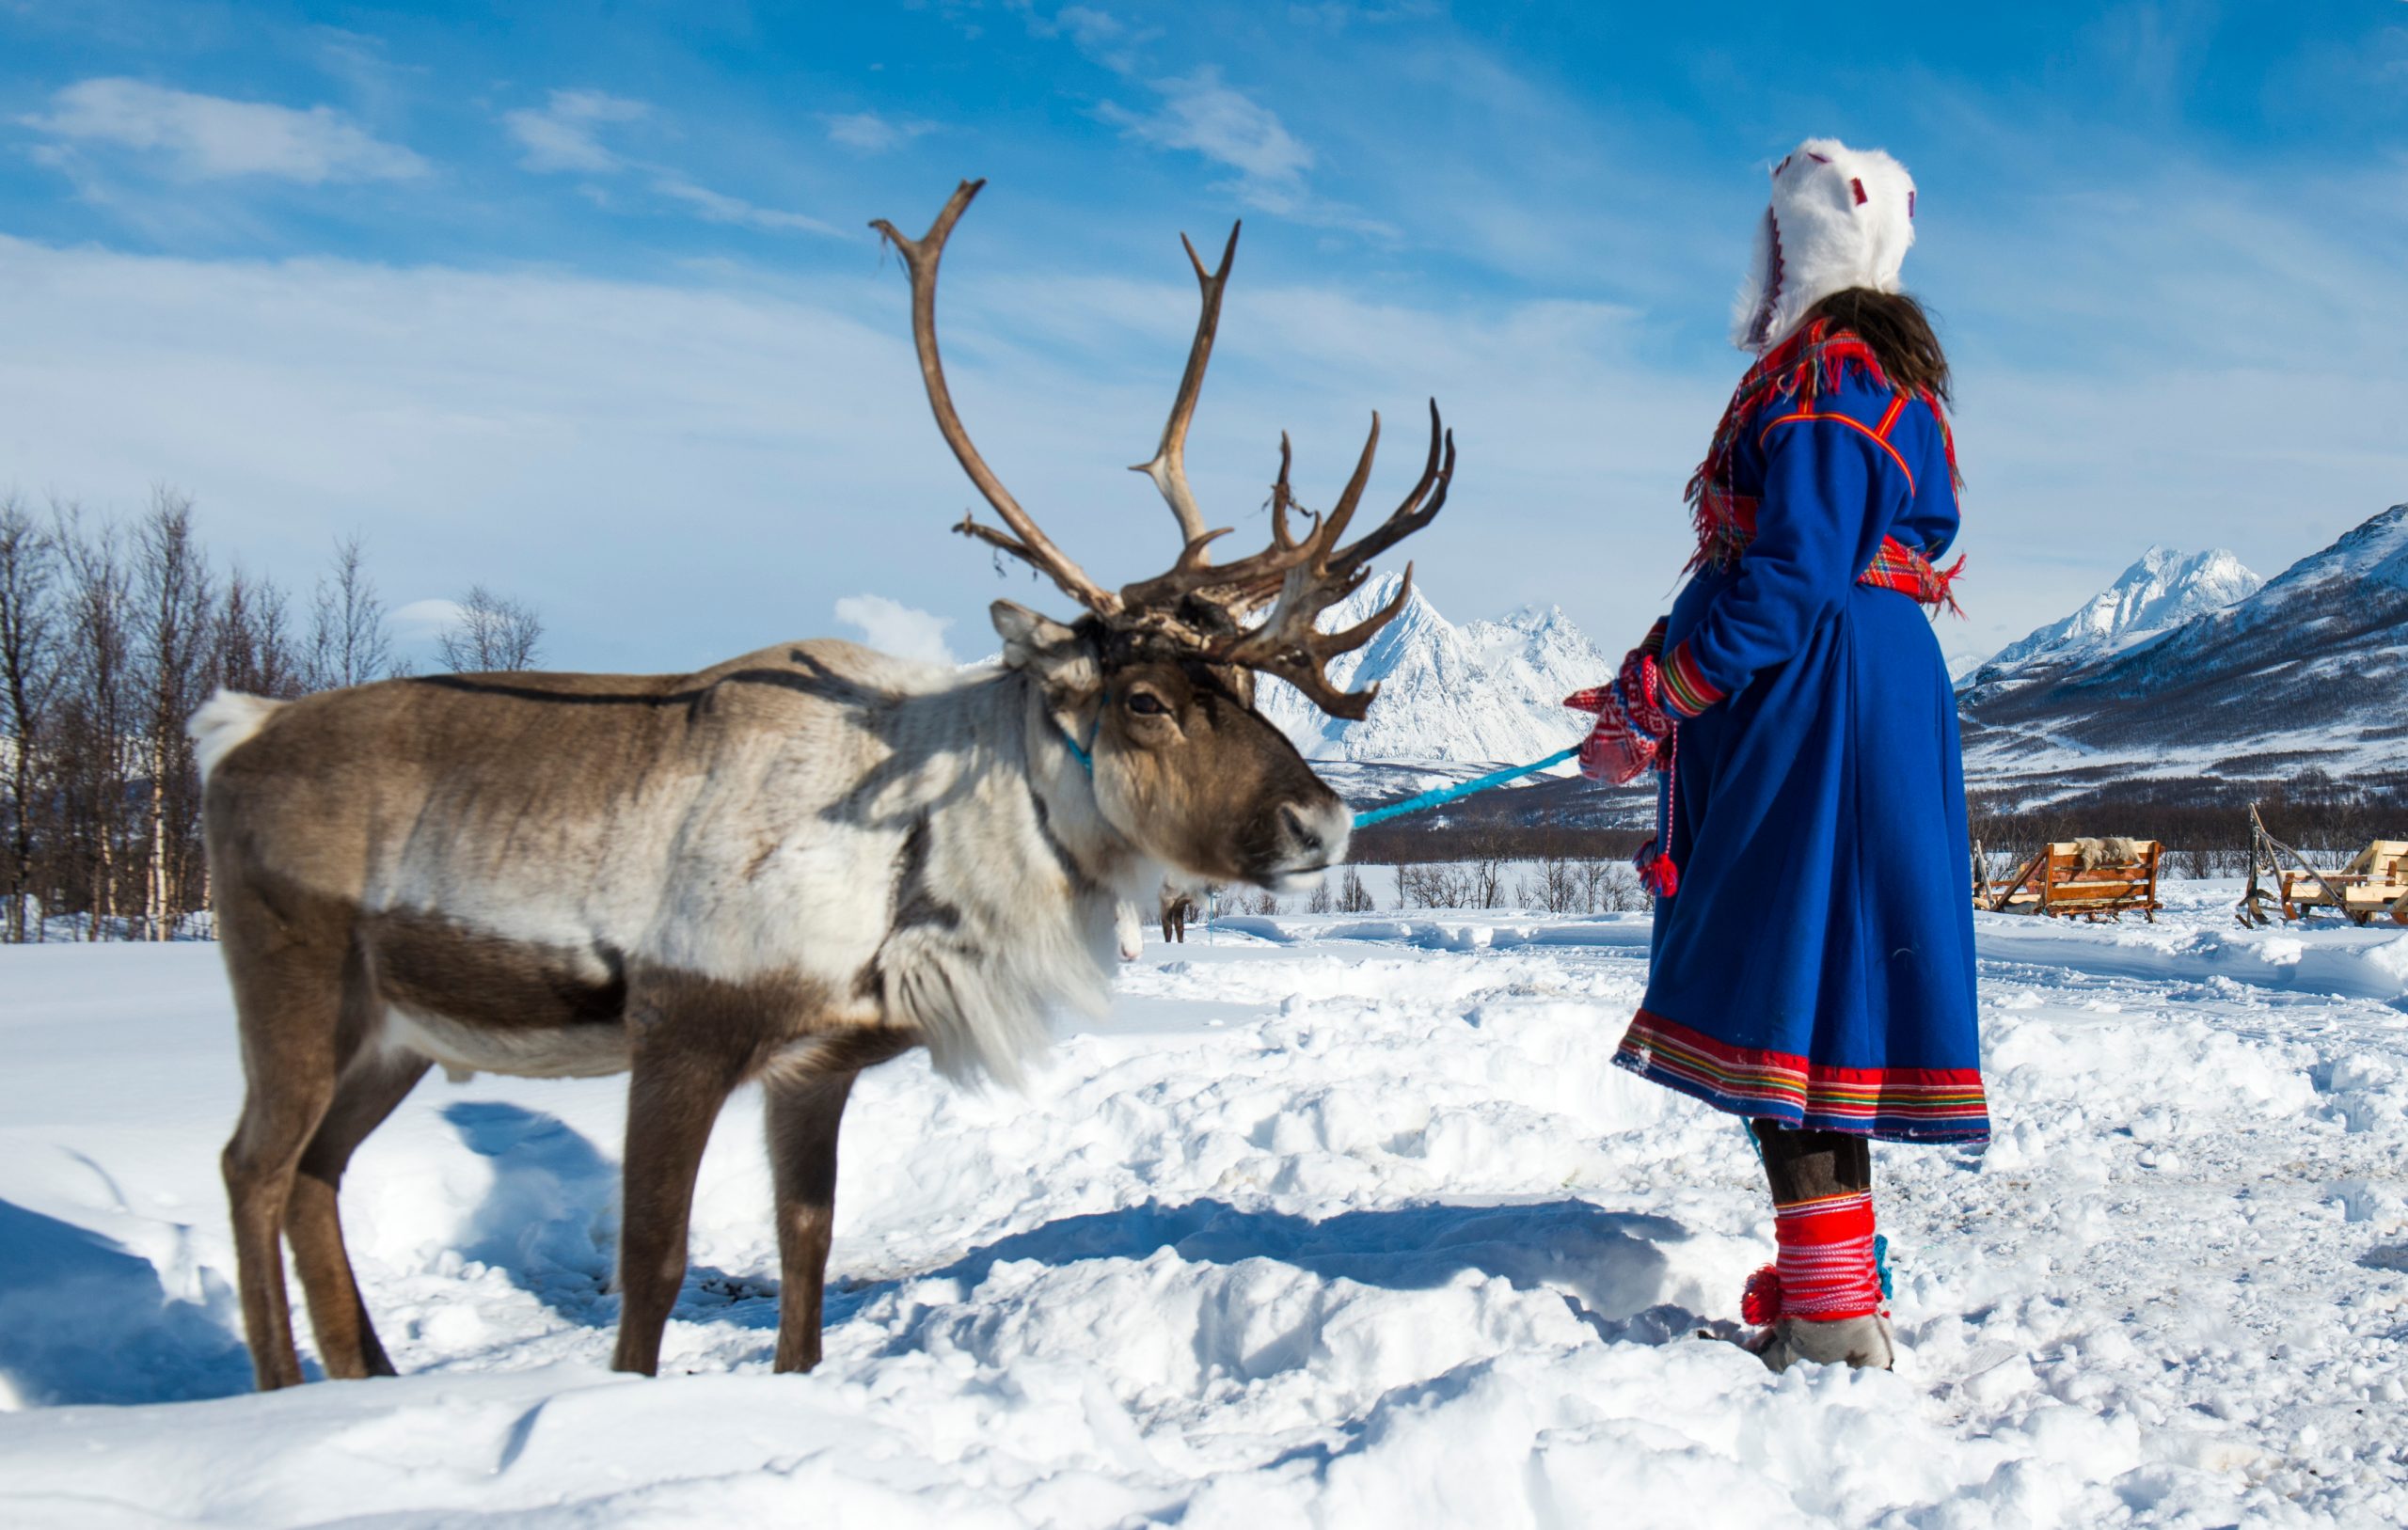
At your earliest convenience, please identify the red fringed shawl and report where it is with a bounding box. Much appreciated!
[1686,320,1965,614]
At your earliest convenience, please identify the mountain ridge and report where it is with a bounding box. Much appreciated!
[1961,544,2260,700]
[1960,504,2408,803]
[1257,573,1614,769]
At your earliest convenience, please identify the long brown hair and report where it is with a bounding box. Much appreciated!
[1802,289,1952,404]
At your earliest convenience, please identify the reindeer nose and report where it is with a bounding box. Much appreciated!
[1280,802,1323,855]
[1259,795,1350,892]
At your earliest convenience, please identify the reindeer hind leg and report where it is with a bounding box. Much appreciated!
[286,1043,430,1379]
[219,936,351,1391]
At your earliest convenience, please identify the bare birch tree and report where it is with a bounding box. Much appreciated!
[0,495,62,941]
[55,506,135,940]
[214,568,305,701]
[134,488,215,939]
[436,584,545,672]
[304,533,395,691]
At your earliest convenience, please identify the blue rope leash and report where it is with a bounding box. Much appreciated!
[1057,713,1575,831]
[1351,746,1579,829]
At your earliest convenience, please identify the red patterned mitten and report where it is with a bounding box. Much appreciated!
[1565,681,1660,784]
[1621,653,1671,739]
[1566,618,1674,786]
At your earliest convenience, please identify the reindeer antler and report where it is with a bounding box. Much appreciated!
[872,181,1121,620]
[1114,402,1454,718]
[1198,405,1454,719]
[1129,224,1240,548]
[876,181,1452,718]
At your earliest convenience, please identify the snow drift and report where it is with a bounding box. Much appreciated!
[4,888,2407,1524]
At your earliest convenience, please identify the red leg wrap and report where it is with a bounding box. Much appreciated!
[1766,1191,1882,1321]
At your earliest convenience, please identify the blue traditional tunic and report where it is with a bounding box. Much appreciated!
[1613,333,1989,1144]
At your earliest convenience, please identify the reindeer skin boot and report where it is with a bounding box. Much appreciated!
[1750,1313,1895,1373]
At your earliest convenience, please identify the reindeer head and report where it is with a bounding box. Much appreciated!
[873,181,1454,891]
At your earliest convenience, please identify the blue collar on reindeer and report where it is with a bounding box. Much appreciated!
[1053,712,1098,777]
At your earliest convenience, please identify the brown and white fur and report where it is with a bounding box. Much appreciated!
[194,600,1347,1389]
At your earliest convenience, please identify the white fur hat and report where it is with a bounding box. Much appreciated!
[1732,138,1917,353]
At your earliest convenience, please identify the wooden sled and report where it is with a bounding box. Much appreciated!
[1978,839,2162,923]
[2279,839,2408,926]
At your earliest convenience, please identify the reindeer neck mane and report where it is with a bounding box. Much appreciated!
[864,662,1149,1088]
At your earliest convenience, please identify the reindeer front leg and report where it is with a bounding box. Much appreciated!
[765,1069,855,1373]
[612,1021,749,1377]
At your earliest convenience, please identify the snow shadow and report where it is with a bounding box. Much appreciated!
[439,1103,792,1333]
[431,1107,1700,1349]
[836,1197,1692,1342]
[441,1102,620,1320]
[0,1196,251,1407]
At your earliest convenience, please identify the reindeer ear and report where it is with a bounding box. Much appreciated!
[990,600,1072,661]
[990,601,1098,695]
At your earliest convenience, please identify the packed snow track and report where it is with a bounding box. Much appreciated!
[2,885,2404,1526]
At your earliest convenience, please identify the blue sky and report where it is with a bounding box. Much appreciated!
[2,1,2402,672]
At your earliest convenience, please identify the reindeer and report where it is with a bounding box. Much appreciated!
[193,180,1454,1390]
[1160,884,1200,943]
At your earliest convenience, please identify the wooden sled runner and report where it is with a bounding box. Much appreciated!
[2237,808,2408,928]
[2279,840,2408,925]
[1977,838,2162,923]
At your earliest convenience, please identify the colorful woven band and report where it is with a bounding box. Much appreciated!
[1773,1190,1883,1320]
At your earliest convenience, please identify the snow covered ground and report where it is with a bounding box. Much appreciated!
[4,884,2406,1527]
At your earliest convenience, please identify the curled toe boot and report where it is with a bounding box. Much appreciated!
[1752,1313,1895,1374]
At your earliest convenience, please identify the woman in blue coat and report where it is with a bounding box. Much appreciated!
[1575,139,1987,1371]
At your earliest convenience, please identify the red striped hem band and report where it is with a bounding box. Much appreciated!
[1614,1009,1989,1144]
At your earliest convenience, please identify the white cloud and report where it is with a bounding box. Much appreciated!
[651,176,840,236]
[1052,6,1146,73]
[1018,5,1152,73]
[392,597,467,638]
[1285,1,1442,27]
[822,111,937,153]
[19,77,427,183]
[1105,69,1311,194]
[1024,11,1385,232]
[0,192,2399,674]
[834,595,958,667]
[1099,69,1389,234]
[501,88,647,174]
[0,230,1746,674]
[501,90,838,236]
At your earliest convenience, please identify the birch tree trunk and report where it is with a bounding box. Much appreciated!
[147,733,167,939]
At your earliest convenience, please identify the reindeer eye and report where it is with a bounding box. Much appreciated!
[1125,690,1170,717]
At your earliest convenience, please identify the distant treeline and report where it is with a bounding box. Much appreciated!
[1349,820,1651,867]
[0,489,545,943]
[1970,778,2408,880]
[1349,778,2408,893]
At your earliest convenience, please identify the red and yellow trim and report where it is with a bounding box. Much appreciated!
[1757,402,1918,493]
[1614,1009,1989,1144]
[1658,642,1722,718]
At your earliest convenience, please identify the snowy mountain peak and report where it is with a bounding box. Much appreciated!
[1256,575,1615,766]
[2267,502,2408,594]
[1971,544,2262,686]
